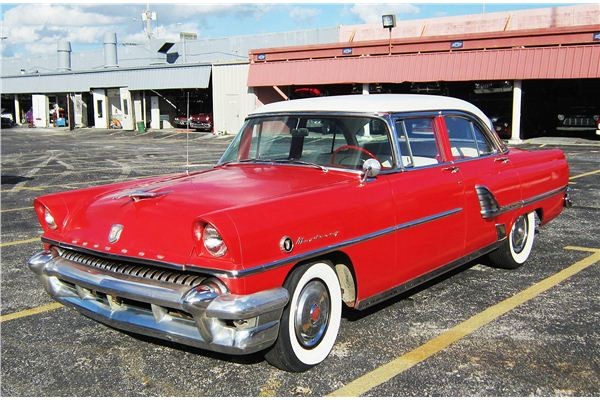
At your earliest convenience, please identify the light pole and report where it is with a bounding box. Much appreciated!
[382,14,396,55]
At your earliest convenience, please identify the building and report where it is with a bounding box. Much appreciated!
[2,4,599,140]
[247,4,600,142]
[1,28,338,133]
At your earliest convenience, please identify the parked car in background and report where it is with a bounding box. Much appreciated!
[28,94,570,372]
[556,105,600,136]
[1,109,14,128]
[174,113,213,131]
[1,116,13,128]
[490,115,511,139]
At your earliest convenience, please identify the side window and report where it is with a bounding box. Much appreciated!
[395,118,440,168]
[472,124,495,156]
[445,116,496,159]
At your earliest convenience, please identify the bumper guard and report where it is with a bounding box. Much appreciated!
[28,250,289,355]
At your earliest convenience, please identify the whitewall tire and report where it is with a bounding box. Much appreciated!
[265,261,342,372]
[488,211,536,269]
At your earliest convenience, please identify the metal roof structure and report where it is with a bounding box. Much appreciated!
[247,25,600,87]
[0,27,339,96]
[1,64,212,94]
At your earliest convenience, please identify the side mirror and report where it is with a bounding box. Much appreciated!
[361,158,381,183]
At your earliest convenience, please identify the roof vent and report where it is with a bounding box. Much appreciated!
[103,33,118,68]
[57,40,72,72]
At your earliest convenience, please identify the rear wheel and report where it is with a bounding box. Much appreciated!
[265,261,342,372]
[488,211,536,269]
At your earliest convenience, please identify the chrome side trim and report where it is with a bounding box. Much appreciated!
[44,208,462,280]
[475,185,567,219]
[199,207,463,278]
[356,240,503,310]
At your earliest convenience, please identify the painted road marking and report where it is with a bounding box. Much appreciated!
[0,237,40,247]
[0,302,63,323]
[0,206,34,213]
[570,169,600,180]
[329,246,600,397]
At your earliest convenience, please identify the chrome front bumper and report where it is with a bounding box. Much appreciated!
[28,250,289,355]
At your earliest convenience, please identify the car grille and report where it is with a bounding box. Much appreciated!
[56,248,208,286]
[563,117,594,127]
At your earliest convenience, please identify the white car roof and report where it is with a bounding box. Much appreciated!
[250,94,492,128]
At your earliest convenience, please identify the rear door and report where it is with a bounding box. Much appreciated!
[442,114,521,254]
[387,115,466,285]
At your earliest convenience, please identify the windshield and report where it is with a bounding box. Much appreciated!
[219,115,394,171]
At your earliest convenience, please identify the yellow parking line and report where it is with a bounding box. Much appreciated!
[0,186,48,192]
[0,237,39,247]
[0,302,63,323]
[570,169,600,180]
[0,206,34,213]
[329,246,600,397]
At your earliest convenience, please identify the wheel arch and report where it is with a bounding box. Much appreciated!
[285,251,357,308]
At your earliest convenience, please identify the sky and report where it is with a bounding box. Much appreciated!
[0,1,577,59]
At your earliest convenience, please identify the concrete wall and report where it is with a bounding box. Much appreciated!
[339,4,600,42]
[212,63,257,135]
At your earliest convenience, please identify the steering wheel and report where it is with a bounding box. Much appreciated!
[331,145,377,166]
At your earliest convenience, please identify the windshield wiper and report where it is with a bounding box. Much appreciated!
[218,158,270,167]
[273,158,328,172]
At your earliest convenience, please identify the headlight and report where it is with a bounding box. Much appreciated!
[203,224,227,257]
[593,115,599,121]
[557,114,565,121]
[44,208,58,230]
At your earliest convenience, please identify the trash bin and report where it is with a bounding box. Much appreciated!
[136,121,146,133]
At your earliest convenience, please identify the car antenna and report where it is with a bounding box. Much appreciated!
[185,91,190,175]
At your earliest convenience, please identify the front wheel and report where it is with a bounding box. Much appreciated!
[487,211,536,269]
[264,261,342,372]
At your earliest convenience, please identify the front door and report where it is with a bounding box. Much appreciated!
[388,115,466,285]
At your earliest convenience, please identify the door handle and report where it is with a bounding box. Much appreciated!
[443,166,460,174]
[494,156,510,164]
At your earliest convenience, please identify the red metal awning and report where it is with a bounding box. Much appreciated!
[248,45,600,86]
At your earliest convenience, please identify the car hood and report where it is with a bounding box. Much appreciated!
[43,165,358,266]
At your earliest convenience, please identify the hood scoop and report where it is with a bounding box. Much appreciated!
[112,190,170,203]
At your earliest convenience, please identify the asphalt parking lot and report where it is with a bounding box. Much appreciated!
[1,126,599,396]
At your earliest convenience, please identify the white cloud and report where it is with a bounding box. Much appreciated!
[349,3,420,24]
[289,7,321,23]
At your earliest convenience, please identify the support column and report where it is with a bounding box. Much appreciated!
[362,83,370,95]
[14,96,21,125]
[92,89,109,128]
[150,96,160,129]
[510,80,523,144]
[32,94,49,128]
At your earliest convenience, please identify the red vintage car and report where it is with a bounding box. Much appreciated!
[28,94,570,372]
[174,112,213,131]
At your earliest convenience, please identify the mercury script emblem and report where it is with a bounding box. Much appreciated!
[108,224,124,244]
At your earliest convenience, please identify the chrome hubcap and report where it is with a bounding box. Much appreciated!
[511,215,529,254]
[294,280,330,349]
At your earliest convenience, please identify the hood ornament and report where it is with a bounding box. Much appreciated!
[112,189,170,202]
[108,224,124,244]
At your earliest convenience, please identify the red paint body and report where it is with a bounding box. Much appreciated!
[34,109,569,308]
